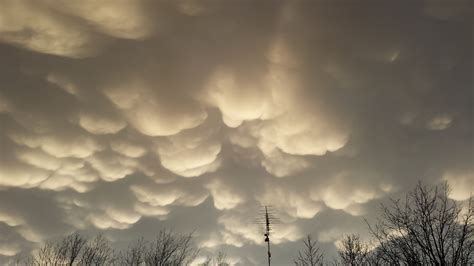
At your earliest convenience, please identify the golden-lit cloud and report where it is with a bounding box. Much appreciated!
[443,170,474,201]
[0,0,471,264]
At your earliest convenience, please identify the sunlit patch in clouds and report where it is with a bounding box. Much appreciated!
[0,0,471,264]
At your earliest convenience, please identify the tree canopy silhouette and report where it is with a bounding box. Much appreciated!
[367,182,473,265]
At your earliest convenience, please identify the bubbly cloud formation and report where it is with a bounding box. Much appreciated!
[0,0,471,264]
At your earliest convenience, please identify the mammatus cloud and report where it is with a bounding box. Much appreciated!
[443,169,474,201]
[0,0,471,264]
[0,0,156,58]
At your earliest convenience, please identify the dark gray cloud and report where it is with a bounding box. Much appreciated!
[0,0,472,264]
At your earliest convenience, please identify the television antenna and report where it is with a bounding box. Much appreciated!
[254,205,281,266]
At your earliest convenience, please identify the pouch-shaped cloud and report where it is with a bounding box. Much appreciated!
[87,152,138,182]
[154,117,222,177]
[157,140,221,177]
[426,114,452,130]
[15,147,62,171]
[204,68,270,127]
[310,172,389,212]
[11,146,98,191]
[261,146,310,177]
[0,160,49,188]
[0,243,20,257]
[318,186,376,210]
[105,207,141,225]
[259,110,349,156]
[443,169,473,201]
[257,184,323,219]
[0,94,12,114]
[0,0,107,58]
[131,183,208,208]
[0,0,471,264]
[206,179,244,210]
[39,174,92,193]
[0,210,24,227]
[110,139,147,158]
[217,213,263,246]
[220,47,349,165]
[134,203,169,218]
[8,130,103,159]
[226,73,348,176]
[217,212,302,247]
[102,80,208,137]
[0,0,157,58]
[88,213,133,230]
[45,0,156,39]
[125,99,207,137]
[78,110,126,135]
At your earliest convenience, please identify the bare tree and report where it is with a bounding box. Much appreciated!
[144,230,199,266]
[215,251,229,266]
[337,234,369,266]
[198,256,213,266]
[61,233,87,266]
[35,241,61,265]
[198,251,229,266]
[367,182,473,265]
[117,237,147,266]
[79,235,114,266]
[30,233,87,266]
[23,230,200,266]
[294,235,324,266]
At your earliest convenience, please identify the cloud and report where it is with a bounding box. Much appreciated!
[100,77,208,137]
[8,130,104,159]
[426,114,452,130]
[443,169,474,201]
[310,171,392,212]
[206,178,244,210]
[77,110,126,135]
[217,211,302,247]
[131,182,209,208]
[0,160,49,188]
[0,1,471,264]
[110,141,146,160]
[0,0,108,58]
[45,0,156,40]
[154,116,222,177]
[257,184,323,220]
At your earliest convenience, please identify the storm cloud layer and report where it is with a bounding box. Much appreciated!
[0,0,472,264]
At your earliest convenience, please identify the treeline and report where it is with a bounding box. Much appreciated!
[15,230,229,266]
[12,183,473,265]
[294,183,473,265]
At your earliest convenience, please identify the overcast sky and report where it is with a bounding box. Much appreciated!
[0,0,472,265]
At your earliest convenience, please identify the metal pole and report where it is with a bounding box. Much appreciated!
[267,238,271,266]
[265,206,271,266]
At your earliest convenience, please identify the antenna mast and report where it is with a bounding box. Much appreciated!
[255,205,280,266]
[264,206,271,266]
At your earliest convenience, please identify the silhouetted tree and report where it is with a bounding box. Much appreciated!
[35,241,61,265]
[79,235,114,265]
[117,237,146,266]
[62,233,87,266]
[367,182,473,265]
[29,232,87,265]
[24,230,201,266]
[199,251,230,266]
[144,230,199,266]
[337,234,369,266]
[294,235,324,266]
[215,251,229,266]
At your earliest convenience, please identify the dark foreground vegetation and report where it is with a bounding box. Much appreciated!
[14,183,472,265]
[295,182,473,265]
[15,230,228,266]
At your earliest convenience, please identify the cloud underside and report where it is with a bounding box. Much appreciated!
[0,0,472,264]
